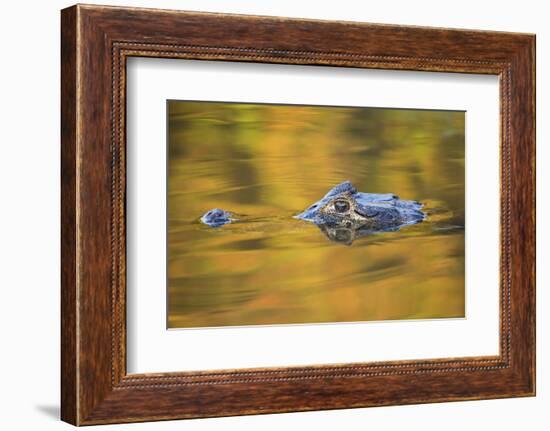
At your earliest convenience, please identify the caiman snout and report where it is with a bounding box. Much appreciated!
[200,208,233,227]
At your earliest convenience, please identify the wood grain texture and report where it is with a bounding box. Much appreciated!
[60,5,78,425]
[60,4,535,425]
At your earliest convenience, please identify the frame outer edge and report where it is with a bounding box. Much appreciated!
[527,35,536,395]
[61,4,79,426]
[531,34,536,396]
[502,35,536,396]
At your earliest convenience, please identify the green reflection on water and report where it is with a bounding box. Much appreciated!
[167,100,465,328]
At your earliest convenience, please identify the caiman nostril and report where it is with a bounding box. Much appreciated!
[201,208,233,227]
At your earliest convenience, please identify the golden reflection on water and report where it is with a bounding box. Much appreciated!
[167,100,465,328]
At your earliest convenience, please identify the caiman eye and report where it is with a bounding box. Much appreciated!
[334,200,350,213]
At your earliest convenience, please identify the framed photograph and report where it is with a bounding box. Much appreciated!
[61,4,535,425]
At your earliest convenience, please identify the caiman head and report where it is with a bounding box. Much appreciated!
[294,181,381,228]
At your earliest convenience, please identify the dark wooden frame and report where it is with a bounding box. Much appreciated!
[61,4,535,426]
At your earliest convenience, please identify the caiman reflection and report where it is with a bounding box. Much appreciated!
[316,224,397,245]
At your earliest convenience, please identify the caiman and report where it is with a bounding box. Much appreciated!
[200,181,425,240]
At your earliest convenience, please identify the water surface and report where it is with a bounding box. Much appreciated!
[167,101,465,328]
